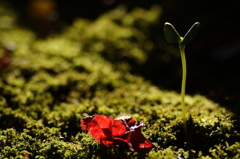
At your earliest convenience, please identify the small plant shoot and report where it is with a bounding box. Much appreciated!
[164,22,200,135]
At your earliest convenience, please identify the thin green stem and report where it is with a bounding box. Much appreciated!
[179,44,187,135]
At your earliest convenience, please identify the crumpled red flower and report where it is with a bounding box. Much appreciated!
[80,114,155,154]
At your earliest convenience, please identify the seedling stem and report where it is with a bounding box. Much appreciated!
[179,43,187,134]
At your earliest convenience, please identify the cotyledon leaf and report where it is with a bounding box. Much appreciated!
[181,22,201,45]
[164,22,181,44]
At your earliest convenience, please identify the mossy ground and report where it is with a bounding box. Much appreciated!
[0,3,240,159]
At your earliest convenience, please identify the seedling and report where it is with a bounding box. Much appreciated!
[164,22,200,135]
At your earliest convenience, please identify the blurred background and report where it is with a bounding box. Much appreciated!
[2,0,240,107]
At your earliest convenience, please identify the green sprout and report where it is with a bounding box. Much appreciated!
[164,22,200,135]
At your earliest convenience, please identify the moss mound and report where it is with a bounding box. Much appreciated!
[0,3,239,159]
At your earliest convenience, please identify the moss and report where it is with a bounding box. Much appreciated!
[0,2,240,159]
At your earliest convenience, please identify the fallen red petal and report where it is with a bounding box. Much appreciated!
[81,114,116,146]
[80,114,156,154]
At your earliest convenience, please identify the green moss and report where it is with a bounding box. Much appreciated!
[0,2,239,159]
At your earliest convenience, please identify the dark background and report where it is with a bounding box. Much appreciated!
[4,0,240,107]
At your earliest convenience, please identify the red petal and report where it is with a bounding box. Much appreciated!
[113,117,155,153]
[127,129,155,154]
[80,115,94,132]
[80,114,156,154]
[92,114,114,130]
[111,119,128,137]
[125,117,137,126]
[80,114,116,147]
